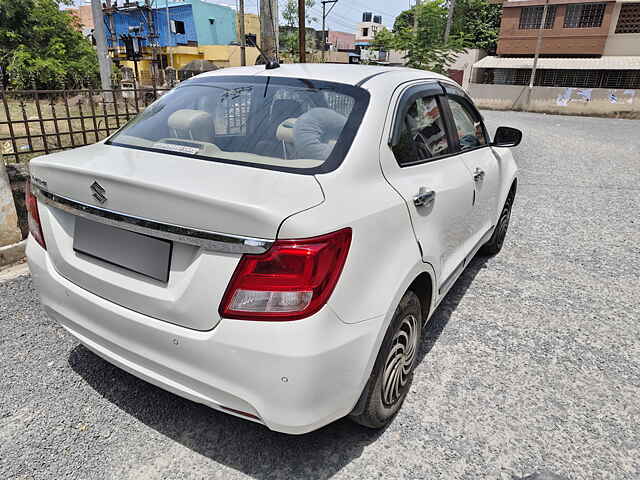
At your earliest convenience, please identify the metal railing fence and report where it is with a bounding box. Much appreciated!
[1,87,170,163]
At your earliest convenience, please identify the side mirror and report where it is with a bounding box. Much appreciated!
[493,126,522,148]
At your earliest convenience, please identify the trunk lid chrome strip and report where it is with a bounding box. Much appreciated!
[34,186,273,254]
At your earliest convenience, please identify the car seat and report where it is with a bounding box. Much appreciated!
[255,99,305,158]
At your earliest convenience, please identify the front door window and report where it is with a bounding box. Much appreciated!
[447,97,488,151]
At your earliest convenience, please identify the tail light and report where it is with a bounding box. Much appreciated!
[26,180,46,249]
[219,228,352,321]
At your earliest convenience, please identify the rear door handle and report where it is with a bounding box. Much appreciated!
[473,168,485,182]
[413,187,436,208]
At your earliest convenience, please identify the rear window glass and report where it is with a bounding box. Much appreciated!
[107,76,370,174]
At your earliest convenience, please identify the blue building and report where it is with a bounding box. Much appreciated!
[106,0,240,49]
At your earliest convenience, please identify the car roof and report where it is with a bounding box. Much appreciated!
[197,63,446,88]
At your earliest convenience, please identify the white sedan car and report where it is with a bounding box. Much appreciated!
[27,64,520,434]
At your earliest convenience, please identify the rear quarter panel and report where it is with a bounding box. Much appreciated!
[278,72,439,327]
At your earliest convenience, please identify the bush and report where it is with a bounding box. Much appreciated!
[0,0,99,89]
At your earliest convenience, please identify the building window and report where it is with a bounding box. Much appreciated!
[615,3,640,33]
[362,27,369,37]
[564,3,606,28]
[171,20,186,35]
[519,6,557,29]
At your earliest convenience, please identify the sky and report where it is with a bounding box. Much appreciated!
[72,0,413,32]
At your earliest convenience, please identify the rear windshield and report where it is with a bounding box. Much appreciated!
[107,76,370,174]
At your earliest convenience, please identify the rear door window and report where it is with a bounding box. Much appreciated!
[392,95,452,166]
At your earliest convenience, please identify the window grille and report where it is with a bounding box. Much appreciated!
[564,3,606,28]
[601,70,640,89]
[615,3,640,33]
[519,6,557,29]
[487,69,640,89]
[492,69,532,85]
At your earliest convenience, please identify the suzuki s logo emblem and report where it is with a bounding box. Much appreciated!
[90,181,107,204]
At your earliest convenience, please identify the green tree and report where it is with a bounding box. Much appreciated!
[0,0,99,89]
[392,0,501,51]
[392,9,414,33]
[373,2,466,74]
[451,0,502,51]
[393,1,447,44]
[369,27,396,51]
[281,0,317,28]
[279,0,317,62]
[393,27,466,73]
[413,2,449,49]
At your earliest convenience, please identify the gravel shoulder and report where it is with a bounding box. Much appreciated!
[1,111,639,480]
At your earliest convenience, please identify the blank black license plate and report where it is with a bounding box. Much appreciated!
[73,217,172,282]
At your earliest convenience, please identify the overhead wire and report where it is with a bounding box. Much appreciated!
[308,5,357,31]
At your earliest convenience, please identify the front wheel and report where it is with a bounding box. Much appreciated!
[350,290,422,429]
[481,195,513,256]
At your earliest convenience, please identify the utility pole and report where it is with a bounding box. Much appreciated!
[321,0,338,63]
[107,2,117,56]
[321,1,326,63]
[444,0,456,43]
[91,0,112,91]
[239,0,246,66]
[260,0,279,61]
[527,0,549,106]
[145,0,158,91]
[298,0,306,62]
[166,0,174,67]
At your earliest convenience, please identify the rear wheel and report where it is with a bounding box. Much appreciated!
[350,290,422,429]
[481,194,513,256]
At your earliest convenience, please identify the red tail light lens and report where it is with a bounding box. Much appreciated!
[25,180,46,250]
[219,228,352,321]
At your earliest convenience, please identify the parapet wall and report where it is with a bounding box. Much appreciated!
[468,83,640,118]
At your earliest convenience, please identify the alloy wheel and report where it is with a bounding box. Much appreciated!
[381,314,419,407]
[496,205,511,250]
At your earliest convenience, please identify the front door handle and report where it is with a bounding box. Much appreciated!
[413,187,436,208]
[473,168,485,182]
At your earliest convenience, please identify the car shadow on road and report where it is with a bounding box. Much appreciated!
[67,256,488,480]
[416,255,488,363]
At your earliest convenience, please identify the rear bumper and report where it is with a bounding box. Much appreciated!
[27,239,384,434]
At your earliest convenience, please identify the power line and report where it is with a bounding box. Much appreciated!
[313,13,356,32]
[321,0,338,61]
[325,0,338,17]
[308,5,357,29]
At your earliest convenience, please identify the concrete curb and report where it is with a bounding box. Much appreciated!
[0,239,27,267]
[0,261,29,283]
[1,159,23,247]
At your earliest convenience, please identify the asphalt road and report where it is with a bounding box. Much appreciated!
[1,111,639,480]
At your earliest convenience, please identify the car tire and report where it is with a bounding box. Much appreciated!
[481,194,513,256]
[350,290,422,429]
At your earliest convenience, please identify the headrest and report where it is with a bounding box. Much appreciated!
[272,100,304,119]
[167,109,214,141]
[276,118,298,143]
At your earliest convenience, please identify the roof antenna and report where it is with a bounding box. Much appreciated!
[247,38,280,70]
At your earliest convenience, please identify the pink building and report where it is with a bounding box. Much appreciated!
[327,30,356,51]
